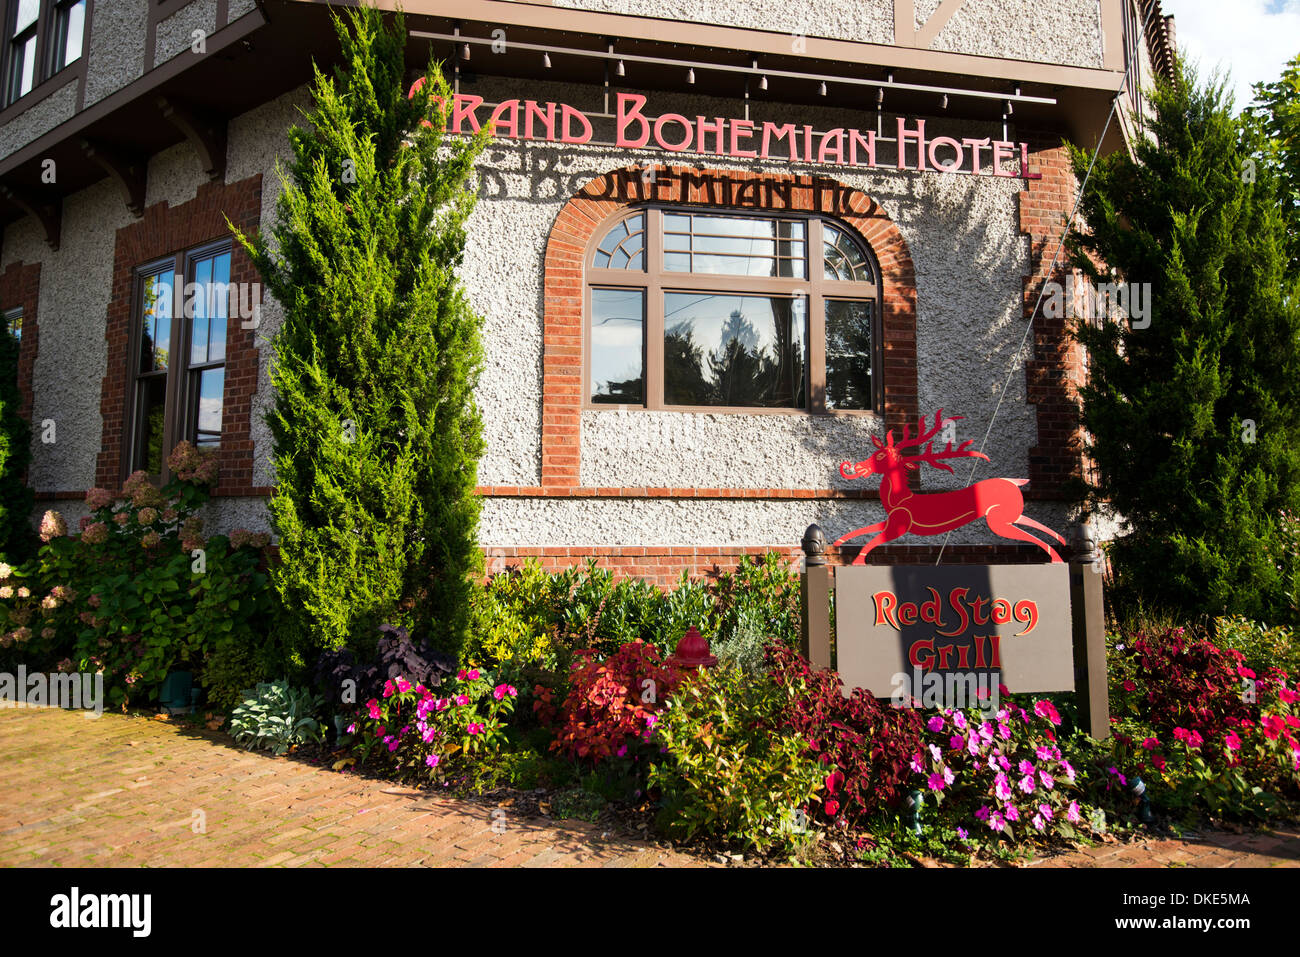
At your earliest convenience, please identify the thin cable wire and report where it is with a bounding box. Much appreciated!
[932,2,1162,565]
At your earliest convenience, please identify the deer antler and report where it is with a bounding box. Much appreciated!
[897,409,963,450]
[903,438,990,473]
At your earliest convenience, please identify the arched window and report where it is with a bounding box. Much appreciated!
[586,207,880,412]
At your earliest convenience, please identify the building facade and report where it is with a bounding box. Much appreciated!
[0,0,1174,584]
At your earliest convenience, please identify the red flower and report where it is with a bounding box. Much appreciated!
[1123,680,1137,692]
[824,799,840,817]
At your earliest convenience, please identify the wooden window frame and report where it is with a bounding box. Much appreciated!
[44,0,84,77]
[584,205,883,416]
[124,237,232,484]
[0,0,90,116]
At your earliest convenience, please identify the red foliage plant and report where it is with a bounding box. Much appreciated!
[766,644,924,825]
[1118,627,1287,738]
[547,640,682,763]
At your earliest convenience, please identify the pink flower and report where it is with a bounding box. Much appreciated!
[1033,700,1061,726]
[1173,727,1190,742]
[421,726,437,743]
[455,694,469,707]
[1141,737,1158,750]
[950,734,966,751]
[467,722,483,735]
[383,680,395,699]
[1039,770,1055,790]
[1004,804,1020,822]
[975,805,991,821]
[989,812,1006,832]
[1122,679,1136,692]
[39,510,67,542]
[909,753,925,774]
[1225,731,1243,751]
[1186,730,1203,749]
[1018,760,1034,775]
[467,669,480,680]
[1038,803,1053,820]
[1067,801,1081,823]
[367,700,381,719]
[1031,814,1046,831]
[457,670,467,680]
[943,766,955,786]
[927,715,945,732]
[435,698,450,711]
[927,772,946,792]
[1279,687,1300,704]
[425,754,440,768]
[1018,774,1035,794]
[616,745,627,757]
[396,677,412,693]
[928,743,942,761]
[824,799,840,817]
[346,723,357,734]
[85,487,115,510]
[952,711,968,730]
[493,684,510,700]
[994,773,1012,801]
[507,685,517,696]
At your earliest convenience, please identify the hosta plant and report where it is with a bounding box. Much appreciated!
[230,680,325,755]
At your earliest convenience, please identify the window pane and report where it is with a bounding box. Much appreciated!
[61,1,85,68]
[140,272,171,372]
[825,299,874,411]
[591,214,644,270]
[208,252,229,363]
[663,213,806,277]
[824,224,873,282]
[590,287,644,404]
[190,256,212,366]
[3,308,21,342]
[10,33,36,100]
[13,0,37,36]
[134,376,167,475]
[663,293,806,408]
[192,367,224,448]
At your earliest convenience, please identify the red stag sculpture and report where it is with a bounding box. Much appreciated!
[835,410,1067,564]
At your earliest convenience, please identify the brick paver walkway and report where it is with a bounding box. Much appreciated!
[3,707,1298,868]
[0,708,703,867]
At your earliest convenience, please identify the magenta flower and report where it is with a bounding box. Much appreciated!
[1061,759,1077,783]
[455,694,469,707]
[426,754,440,768]
[989,812,1007,832]
[1038,803,1053,820]
[1039,770,1055,790]
[909,753,925,773]
[952,711,968,731]
[1018,774,1035,794]
[950,734,966,751]
[367,700,381,720]
[383,680,395,699]
[467,669,481,681]
[1067,801,1081,823]
[1004,805,1020,822]
[1186,730,1203,749]
[1225,731,1243,751]
[994,773,1013,801]
[1018,759,1034,775]
[943,766,954,786]
[975,805,991,821]
[396,677,412,693]
[928,743,942,762]
[1031,814,1046,831]
[1033,700,1061,726]
[927,715,945,732]
[956,827,969,841]
[927,772,946,792]
[1140,737,1158,750]
[467,722,483,735]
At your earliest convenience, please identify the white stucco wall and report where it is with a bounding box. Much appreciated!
[83,0,148,109]
[0,81,77,160]
[6,67,1076,549]
[154,0,219,69]
[553,0,1104,68]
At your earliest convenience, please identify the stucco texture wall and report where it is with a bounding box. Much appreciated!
[456,74,1071,549]
[554,0,1103,68]
[83,0,148,108]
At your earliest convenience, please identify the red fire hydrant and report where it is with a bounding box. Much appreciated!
[667,625,717,671]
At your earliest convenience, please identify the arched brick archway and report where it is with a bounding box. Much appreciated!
[539,164,919,492]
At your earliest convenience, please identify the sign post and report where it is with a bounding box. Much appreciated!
[800,524,832,672]
[1069,523,1110,740]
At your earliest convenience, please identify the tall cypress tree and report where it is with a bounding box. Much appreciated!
[0,317,33,563]
[1068,61,1300,621]
[234,6,490,661]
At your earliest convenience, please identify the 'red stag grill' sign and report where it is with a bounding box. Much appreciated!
[829,409,1076,702]
[836,564,1075,699]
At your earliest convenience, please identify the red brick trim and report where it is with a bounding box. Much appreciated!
[95,176,264,495]
[482,543,1047,587]
[0,260,40,421]
[542,164,919,492]
[1019,134,1086,494]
